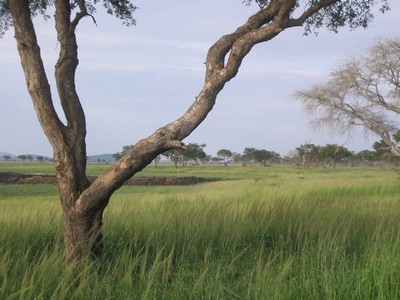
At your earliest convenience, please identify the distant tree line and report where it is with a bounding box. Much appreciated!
[113,137,400,169]
[5,137,397,168]
[288,139,400,169]
[2,154,52,162]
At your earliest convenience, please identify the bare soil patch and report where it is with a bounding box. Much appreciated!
[0,172,223,186]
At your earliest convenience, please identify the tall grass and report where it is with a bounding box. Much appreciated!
[1,167,400,299]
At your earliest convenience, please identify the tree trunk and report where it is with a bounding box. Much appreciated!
[61,199,106,260]
[302,152,308,168]
[55,155,104,260]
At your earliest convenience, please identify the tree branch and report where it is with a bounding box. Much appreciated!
[42,0,89,191]
[289,0,338,27]
[71,0,97,31]
[9,0,65,145]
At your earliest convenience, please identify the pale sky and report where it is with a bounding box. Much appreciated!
[1,1,400,157]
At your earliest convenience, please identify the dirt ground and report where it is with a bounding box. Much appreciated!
[0,172,223,186]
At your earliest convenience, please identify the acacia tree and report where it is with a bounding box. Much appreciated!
[373,139,392,157]
[112,145,134,161]
[296,37,400,156]
[296,142,319,168]
[372,138,400,164]
[354,149,377,165]
[181,143,207,165]
[2,0,389,261]
[255,149,273,166]
[217,149,233,165]
[242,147,275,166]
[17,154,27,161]
[163,149,183,168]
[320,144,352,169]
[296,142,315,169]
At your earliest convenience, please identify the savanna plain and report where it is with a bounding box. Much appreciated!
[1,163,400,299]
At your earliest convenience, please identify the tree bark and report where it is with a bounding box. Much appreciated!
[9,0,346,261]
[10,0,94,261]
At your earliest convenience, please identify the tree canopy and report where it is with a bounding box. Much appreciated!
[244,0,389,34]
[242,147,278,166]
[217,149,233,164]
[319,144,352,169]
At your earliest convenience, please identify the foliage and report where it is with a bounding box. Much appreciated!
[353,150,377,165]
[296,143,321,168]
[373,140,392,157]
[0,0,53,37]
[303,0,390,34]
[244,0,389,34]
[17,155,27,161]
[181,143,207,164]
[289,143,388,168]
[242,147,280,166]
[210,156,224,164]
[217,149,233,164]
[163,149,183,168]
[319,144,352,169]
[163,143,207,167]
[372,139,400,164]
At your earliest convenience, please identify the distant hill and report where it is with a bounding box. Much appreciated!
[0,152,115,163]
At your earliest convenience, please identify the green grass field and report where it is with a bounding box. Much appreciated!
[1,163,400,299]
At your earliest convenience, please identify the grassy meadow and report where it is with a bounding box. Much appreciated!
[1,163,400,299]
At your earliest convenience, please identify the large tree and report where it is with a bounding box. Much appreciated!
[296,37,400,156]
[2,0,389,261]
